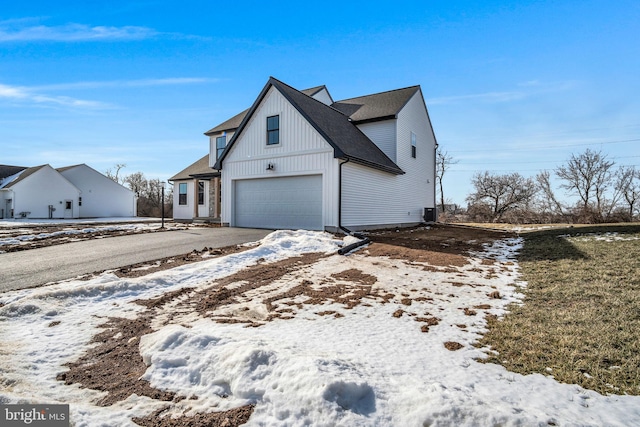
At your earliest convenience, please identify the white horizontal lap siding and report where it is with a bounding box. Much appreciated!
[342,163,412,227]
[342,92,436,229]
[395,91,436,210]
[356,120,397,162]
[221,87,339,228]
[172,180,194,220]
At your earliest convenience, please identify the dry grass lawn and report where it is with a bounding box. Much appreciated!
[477,224,640,395]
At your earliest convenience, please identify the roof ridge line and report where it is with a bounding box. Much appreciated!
[335,85,420,103]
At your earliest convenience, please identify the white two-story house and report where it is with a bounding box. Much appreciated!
[173,77,438,231]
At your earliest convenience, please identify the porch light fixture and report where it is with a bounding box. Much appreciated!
[266,163,275,171]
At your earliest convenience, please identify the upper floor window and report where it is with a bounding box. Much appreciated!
[179,183,188,205]
[197,181,205,205]
[216,135,226,160]
[267,115,279,145]
[411,132,417,158]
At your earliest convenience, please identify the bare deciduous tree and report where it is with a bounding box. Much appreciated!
[436,147,458,212]
[535,170,566,217]
[124,172,147,197]
[466,171,537,222]
[105,163,127,184]
[615,166,640,220]
[556,149,614,221]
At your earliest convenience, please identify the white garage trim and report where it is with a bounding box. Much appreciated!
[234,175,323,230]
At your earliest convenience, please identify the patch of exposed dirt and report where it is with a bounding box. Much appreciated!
[57,291,258,425]
[115,245,250,279]
[56,311,177,406]
[132,405,255,427]
[171,254,396,325]
[366,224,513,267]
[444,341,464,351]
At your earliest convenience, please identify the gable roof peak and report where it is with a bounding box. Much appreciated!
[214,77,403,175]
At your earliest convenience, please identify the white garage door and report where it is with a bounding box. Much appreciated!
[234,175,323,230]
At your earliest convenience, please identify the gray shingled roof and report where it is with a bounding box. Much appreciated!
[331,86,420,123]
[169,154,218,181]
[0,165,46,189]
[204,108,250,136]
[55,164,83,173]
[0,165,27,180]
[214,77,404,175]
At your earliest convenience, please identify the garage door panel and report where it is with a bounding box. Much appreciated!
[234,175,322,230]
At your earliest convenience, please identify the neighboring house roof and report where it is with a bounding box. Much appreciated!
[214,77,404,175]
[169,154,219,181]
[0,165,47,189]
[331,86,421,124]
[55,164,82,173]
[0,165,28,180]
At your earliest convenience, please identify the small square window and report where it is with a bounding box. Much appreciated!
[411,132,417,158]
[267,115,279,145]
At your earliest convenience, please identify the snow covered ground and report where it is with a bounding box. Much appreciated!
[0,223,164,247]
[1,230,638,426]
[0,217,162,227]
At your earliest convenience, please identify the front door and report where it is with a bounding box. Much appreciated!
[64,200,73,218]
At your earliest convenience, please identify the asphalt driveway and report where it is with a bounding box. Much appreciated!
[0,227,272,292]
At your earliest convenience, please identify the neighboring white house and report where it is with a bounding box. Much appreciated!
[0,163,136,219]
[0,164,81,219]
[210,77,438,231]
[57,164,137,218]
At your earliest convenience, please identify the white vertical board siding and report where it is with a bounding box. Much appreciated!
[356,120,397,162]
[172,180,194,220]
[342,91,436,228]
[221,87,339,228]
[12,166,80,219]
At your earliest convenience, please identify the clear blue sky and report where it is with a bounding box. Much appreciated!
[1,0,638,205]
